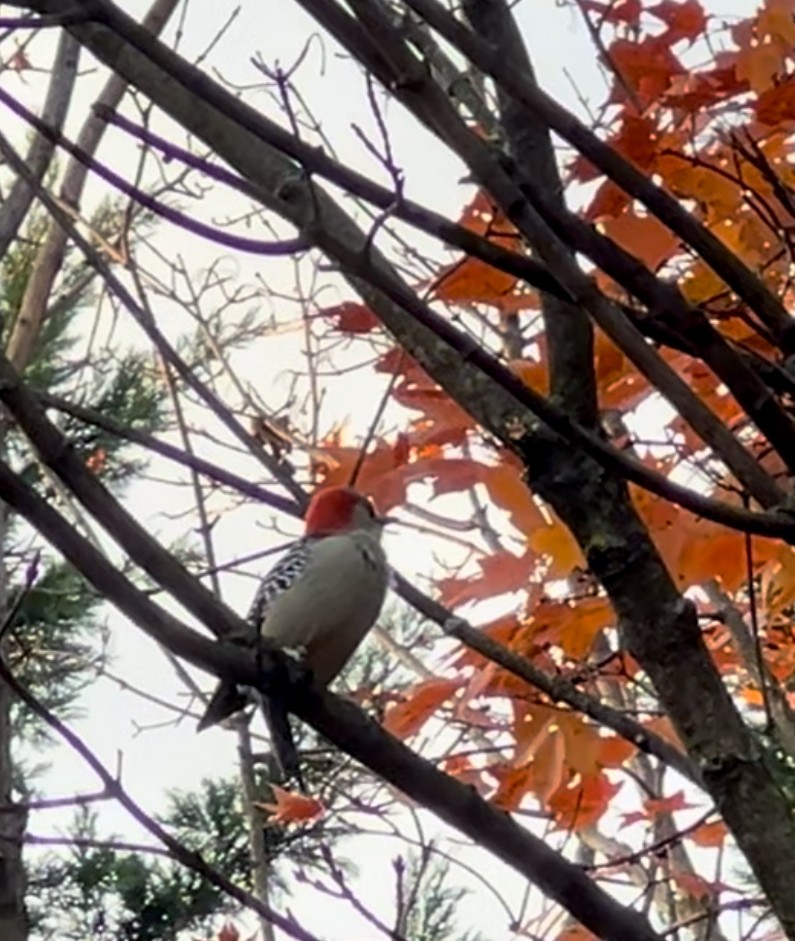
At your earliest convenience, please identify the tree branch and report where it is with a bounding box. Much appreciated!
[0,655,324,941]
[11,0,792,532]
[309,0,783,509]
[0,455,664,941]
[38,388,705,785]
[3,4,795,930]
[400,0,795,353]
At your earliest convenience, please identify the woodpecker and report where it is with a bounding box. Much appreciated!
[198,486,391,784]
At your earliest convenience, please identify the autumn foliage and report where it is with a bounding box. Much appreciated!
[309,0,795,921]
[7,0,795,938]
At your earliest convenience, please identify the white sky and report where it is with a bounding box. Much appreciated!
[1,0,762,938]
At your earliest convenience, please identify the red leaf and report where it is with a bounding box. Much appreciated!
[418,458,490,496]
[689,819,729,847]
[8,48,31,72]
[393,386,474,450]
[586,180,630,221]
[649,0,707,44]
[613,115,660,171]
[670,869,724,900]
[663,66,749,111]
[437,549,534,607]
[757,76,795,125]
[491,764,534,812]
[644,790,694,817]
[549,773,623,830]
[442,753,489,795]
[600,210,680,272]
[310,434,411,511]
[322,301,380,334]
[85,448,108,474]
[384,678,462,739]
[556,928,600,941]
[621,809,648,827]
[432,255,519,309]
[610,36,686,106]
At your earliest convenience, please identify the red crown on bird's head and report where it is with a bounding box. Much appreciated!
[303,486,386,536]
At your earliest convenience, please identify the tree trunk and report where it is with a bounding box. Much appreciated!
[0,507,27,941]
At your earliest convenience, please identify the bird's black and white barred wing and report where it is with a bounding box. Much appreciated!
[246,539,312,628]
[245,538,316,788]
[197,538,313,737]
[198,539,314,744]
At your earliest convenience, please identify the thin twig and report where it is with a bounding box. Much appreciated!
[0,655,323,941]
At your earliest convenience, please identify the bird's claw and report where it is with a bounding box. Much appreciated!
[280,646,312,686]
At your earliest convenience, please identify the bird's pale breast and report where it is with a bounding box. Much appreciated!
[260,531,388,685]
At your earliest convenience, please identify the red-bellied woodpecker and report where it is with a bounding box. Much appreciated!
[198,486,391,784]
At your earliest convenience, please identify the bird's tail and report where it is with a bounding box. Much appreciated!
[196,681,249,731]
[198,682,306,790]
[259,692,306,791]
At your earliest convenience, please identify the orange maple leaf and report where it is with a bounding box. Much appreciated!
[528,513,585,578]
[580,0,640,26]
[670,868,722,901]
[254,787,324,825]
[481,454,547,536]
[556,927,600,941]
[528,597,613,660]
[548,773,623,831]
[311,433,411,511]
[442,753,490,796]
[649,0,707,45]
[492,762,541,812]
[623,790,694,826]
[610,36,686,106]
[437,548,535,607]
[757,75,795,125]
[599,210,680,273]
[689,819,729,848]
[432,255,520,310]
[384,677,462,739]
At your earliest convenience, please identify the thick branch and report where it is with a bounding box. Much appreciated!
[452,0,598,425]
[0,456,663,941]
[0,31,80,941]
[0,30,78,279]
[6,0,180,375]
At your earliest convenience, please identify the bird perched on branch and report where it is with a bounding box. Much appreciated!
[198,486,392,785]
